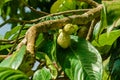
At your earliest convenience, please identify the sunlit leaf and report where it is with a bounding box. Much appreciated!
[33,67,51,80]
[102,1,120,35]
[35,52,58,79]
[92,30,120,47]
[45,54,57,79]
[4,26,21,39]
[93,3,107,40]
[0,45,12,51]
[0,45,26,69]
[102,56,110,80]
[57,36,102,80]
[50,0,76,13]
[0,67,28,80]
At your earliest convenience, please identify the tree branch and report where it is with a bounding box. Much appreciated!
[17,5,102,55]
[0,9,90,28]
[24,3,49,15]
[0,37,24,45]
[78,0,99,7]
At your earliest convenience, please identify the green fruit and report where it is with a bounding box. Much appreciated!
[78,26,88,38]
[63,24,78,34]
[57,30,70,48]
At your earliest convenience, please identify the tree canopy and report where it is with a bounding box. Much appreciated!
[0,0,120,80]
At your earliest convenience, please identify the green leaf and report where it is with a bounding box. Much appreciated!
[0,45,26,69]
[0,44,12,51]
[50,33,57,60]
[45,54,57,79]
[50,0,76,13]
[36,52,58,79]
[57,36,102,80]
[33,67,51,80]
[92,30,120,47]
[4,26,21,39]
[93,3,107,40]
[0,0,11,8]
[111,59,120,80]
[0,67,28,80]
[35,33,44,47]
[103,0,120,26]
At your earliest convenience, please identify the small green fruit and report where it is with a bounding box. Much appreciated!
[57,30,70,48]
[63,24,78,34]
[78,26,88,38]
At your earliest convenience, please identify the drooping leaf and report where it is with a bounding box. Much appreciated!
[0,67,28,80]
[33,67,51,80]
[0,45,26,69]
[57,36,102,80]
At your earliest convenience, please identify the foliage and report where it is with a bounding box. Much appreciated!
[57,36,102,80]
[0,0,120,80]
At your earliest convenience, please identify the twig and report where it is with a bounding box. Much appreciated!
[0,19,11,28]
[9,24,25,54]
[0,36,24,45]
[86,19,96,41]
[0,55,8,58]
[0,55,10,61]
[25,3,49,15]
[0,9,90,28]
[27,9,90,23]
[78,0,99,7]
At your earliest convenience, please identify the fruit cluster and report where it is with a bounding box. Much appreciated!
[57,24,78,48]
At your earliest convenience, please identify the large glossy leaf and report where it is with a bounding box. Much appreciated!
[0,45,26,69]
[57,36,102,80]
[0,67,28,80]
[33,67,51,80]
